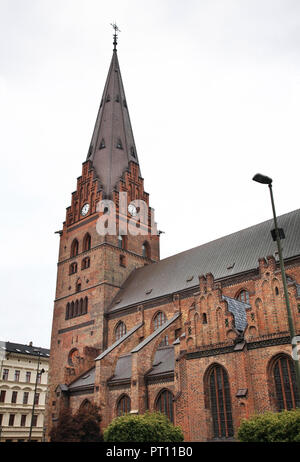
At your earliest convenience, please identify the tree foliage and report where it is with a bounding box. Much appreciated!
[49,407,77,442]
[73,404,103,442]
[50,403,103,442]
[103,412,184,442]
[237,409,300,442]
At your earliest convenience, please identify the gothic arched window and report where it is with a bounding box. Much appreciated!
[237,290,250,305]
[207,364,234,438]
[153,311,167,331]
[83,297,88,314]
[83,233,91,252]
[158,335,169,347]
[117,394,131,416]
[115,321,126,341]
[273,355,300,411]
[155,389,174,423]
[74,300,79,316]
[118,235,127,250]
[69,262,77,275]
[68,348,79,367]
[81,257,90,270]
[66,297,88,320]
[79,298,84,315]
[142,241,151,259]
[66,303,70,320]
[71,239,79,258]
[80,399,92,410]
[70,301,75,318]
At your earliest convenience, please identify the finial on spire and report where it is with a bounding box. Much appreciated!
[111,22,121,51]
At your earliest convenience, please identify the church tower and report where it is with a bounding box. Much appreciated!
[46,29,160,432]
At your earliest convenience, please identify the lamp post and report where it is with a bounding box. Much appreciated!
[253,173,300,399]
[28,349,45,442]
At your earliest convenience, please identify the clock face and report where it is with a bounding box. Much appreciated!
[128,203,137,217]
[81,203,90,216]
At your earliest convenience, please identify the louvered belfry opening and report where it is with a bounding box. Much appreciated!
[209,365,234,438]
[273,355,300,411]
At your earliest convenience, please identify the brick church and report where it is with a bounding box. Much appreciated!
[46,33,300,441]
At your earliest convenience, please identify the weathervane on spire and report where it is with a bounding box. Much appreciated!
[111,22,121,51]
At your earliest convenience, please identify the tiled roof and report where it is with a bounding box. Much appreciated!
[108,209,300,313]
[223,296,251,332]
[68,367,95,390]
[95,322,143,361]
[131,312,181,353]
[86,49,141,194]
[0,341,50,358]
[147,346,174,376]
[109,354,132,382]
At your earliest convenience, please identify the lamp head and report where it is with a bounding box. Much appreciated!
[252,173,273,185]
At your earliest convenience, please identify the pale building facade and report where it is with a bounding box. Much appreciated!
[0,341,49,442]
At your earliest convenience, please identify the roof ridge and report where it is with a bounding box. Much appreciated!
[158,208,300,265]
[119,208,300,273]
[107,208,300,314]
[67,365,95,387]
[96,321,143,361]
[0,340,50,352]
[131,312,181,353]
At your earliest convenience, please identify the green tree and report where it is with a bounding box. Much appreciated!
[237,409,300,442]
[103,412,184,442]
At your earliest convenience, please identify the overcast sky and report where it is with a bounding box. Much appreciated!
[1,0,300,348]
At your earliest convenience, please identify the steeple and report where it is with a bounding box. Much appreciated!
[87,28,141,197]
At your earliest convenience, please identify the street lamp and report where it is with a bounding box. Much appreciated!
[28,349,45,442]
[253,173,300,399]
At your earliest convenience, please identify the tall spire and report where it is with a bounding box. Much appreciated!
[87,27,141,196]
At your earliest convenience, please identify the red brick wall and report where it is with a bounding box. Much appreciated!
[176,343,294,441]
[46,160,160,439]
[46,153,300,442]
[95,256,300,441]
